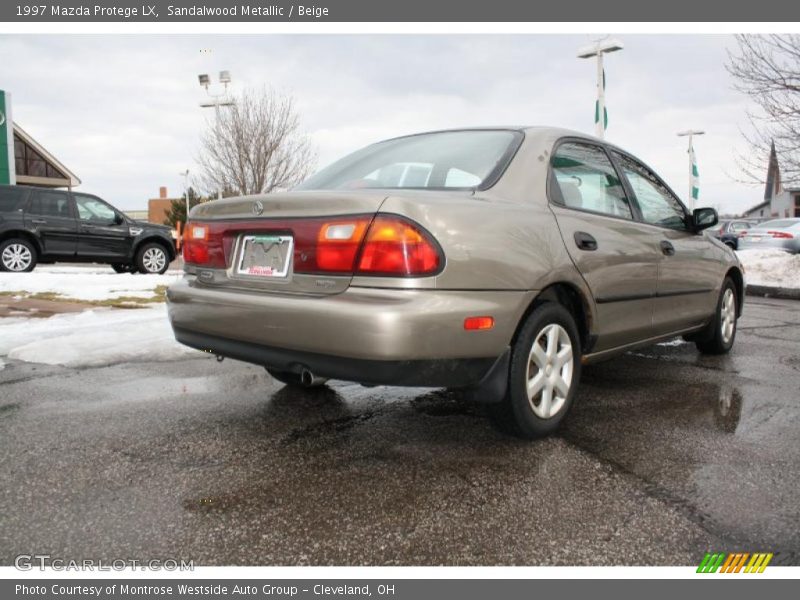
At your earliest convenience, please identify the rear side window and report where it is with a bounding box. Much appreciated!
[29,190,72,218]
[0,187,27,212]
[612,152,688,230]
[551,142,633,219]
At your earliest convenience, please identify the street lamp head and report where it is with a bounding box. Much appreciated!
[219,70,232,84]
[577,38,624,58]
[198,73,211,88]
[677,130,706,137]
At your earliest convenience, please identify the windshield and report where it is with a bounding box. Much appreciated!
[296,130,522,191]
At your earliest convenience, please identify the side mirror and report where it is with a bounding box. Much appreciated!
[114,213,125,225]
[692,207,718,232]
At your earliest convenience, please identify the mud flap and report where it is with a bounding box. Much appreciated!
[463,347,510,404]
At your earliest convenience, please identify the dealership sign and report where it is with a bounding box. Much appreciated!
[0,90,14,185]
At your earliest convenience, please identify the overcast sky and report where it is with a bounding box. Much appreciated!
[0,34,765,213]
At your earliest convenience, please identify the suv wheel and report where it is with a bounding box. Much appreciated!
[696,278,738,355]
[135,243,169,274]
[0,238,37,272]
[492,302,582,439]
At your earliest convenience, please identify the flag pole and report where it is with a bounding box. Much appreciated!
[577,38,623,140]
[677,129,705,211]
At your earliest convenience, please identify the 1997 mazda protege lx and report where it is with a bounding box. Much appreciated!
[167,127,743,438]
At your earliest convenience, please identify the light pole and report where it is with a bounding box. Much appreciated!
[577,38,624,139]
[180,169,190,219]
[677,130,705,210]
[198,70,234,109]
[198,71,234,199]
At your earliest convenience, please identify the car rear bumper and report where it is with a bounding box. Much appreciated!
[166,276,535,387]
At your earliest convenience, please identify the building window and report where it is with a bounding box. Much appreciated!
[13,133,68,180]
[795,194,800,217]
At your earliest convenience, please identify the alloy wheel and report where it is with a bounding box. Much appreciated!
[142,247,166,273]
[526,323,574,419]
[1,243,33,272]
[720,287,736,344]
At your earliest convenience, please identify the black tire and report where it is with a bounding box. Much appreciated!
[266,368,328,388]
[695,277,738,355]
[0,238,38,272]
[111,263,138,274]
[135,242,170,274]
[491,302,582,439]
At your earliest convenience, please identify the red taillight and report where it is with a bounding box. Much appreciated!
[738,231,748,237]
[182,222,226,268]
[313,219,371,272]
[182,214,443,277]
[768,231,794,239]
[356,216,442,276]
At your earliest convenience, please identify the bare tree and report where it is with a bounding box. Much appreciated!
[727,34,800,186]
[197,87,317,197]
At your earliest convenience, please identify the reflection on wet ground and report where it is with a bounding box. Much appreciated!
[0,297,798,565]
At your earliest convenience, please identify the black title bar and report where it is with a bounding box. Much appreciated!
[2,0,800,22]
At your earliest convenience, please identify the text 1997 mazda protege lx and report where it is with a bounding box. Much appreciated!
[167,127,743,438]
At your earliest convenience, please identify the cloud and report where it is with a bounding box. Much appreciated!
[0,34,761,214]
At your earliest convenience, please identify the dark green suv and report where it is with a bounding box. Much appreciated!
[0,185,176,274]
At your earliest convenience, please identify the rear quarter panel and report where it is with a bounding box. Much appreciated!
[373,193,582,292]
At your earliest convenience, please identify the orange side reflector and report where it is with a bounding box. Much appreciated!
[464,316,494,331]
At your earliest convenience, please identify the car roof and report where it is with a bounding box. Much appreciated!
[380,126,599,143]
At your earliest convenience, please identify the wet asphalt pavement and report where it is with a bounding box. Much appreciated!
[0,296,798,566]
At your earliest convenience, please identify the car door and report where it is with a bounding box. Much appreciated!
[72,192,133,260]
[23,189,78,257]
[610,151,721,335]
[548,140,661,352]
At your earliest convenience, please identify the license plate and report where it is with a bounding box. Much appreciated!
[236,235,293,278]
[749,236,763,242]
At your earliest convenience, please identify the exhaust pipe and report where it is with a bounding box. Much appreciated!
[300,368,328,387]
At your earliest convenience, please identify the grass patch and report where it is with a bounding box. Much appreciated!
[0,285,168,309]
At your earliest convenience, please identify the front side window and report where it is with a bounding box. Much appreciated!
[551,142,633,219]
[74,194,118,223]
[29,190,71,218]
[612,152,688,230]
[296,130,521,191]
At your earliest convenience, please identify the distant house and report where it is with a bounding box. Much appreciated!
[742,142,800,219]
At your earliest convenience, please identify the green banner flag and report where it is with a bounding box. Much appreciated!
[0,90,15,185]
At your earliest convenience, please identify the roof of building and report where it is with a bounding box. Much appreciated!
[13,123,81,188]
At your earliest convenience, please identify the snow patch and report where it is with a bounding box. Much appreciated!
[0,265,181,301]
[0,304,197,368]
[736,249,800,289]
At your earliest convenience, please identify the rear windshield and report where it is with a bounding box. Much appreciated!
[296,130,522,191]
[0,187,27,212]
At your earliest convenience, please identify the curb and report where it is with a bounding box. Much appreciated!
[746,285,800,301]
